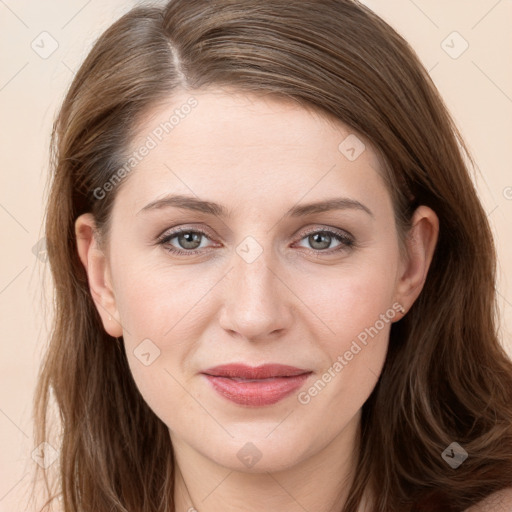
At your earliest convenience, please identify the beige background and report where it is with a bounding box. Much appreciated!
[0,0,511,510]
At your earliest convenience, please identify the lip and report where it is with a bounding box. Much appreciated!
[201,364,312,406]
[202,363,310,379]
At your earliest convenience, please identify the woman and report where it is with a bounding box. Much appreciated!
[33,1,512,511]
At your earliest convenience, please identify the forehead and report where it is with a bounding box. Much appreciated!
[118,88,389,214]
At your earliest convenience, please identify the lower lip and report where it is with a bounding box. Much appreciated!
[203,373,311,406]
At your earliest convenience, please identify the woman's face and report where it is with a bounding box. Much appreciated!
[77,88,436,473]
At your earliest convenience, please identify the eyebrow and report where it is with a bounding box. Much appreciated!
[137,194,374,218]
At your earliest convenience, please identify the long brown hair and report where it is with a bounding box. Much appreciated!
[33,1,512,510]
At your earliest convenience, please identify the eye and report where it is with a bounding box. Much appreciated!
[156,226,355,257]
[156,228,215,256]
[294,228,355,254]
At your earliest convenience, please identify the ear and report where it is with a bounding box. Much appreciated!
[75,213,123,338]
[394,205,439,317]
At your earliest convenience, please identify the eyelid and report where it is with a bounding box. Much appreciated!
[155,222,214,239]
[155,225,217,248]
[297,225,354,241]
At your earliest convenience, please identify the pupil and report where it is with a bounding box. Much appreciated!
[180,232,201,249]
[311,233,330,250]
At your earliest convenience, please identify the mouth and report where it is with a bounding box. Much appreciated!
[202,363,311,379]
[201,364,313,406]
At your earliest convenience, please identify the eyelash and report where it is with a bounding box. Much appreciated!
[155,226,355,257]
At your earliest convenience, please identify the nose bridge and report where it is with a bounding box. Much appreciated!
[233,234,281,306]
[219,233,292,338]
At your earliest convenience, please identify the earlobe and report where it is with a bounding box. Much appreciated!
[394,205,439,315]
[75,213,123,338]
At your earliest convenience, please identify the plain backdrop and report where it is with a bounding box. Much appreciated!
[0,0,511,510]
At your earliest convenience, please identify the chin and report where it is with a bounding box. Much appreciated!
[197,431,314,473]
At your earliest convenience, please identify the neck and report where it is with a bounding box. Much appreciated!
[172,410,372,512]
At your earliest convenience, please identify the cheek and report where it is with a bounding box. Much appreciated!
[109,260,218,421]
[293,251,398,408]
[112,256,211,338]
[295,252,399,344]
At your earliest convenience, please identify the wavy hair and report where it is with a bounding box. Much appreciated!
[33,1,512,510]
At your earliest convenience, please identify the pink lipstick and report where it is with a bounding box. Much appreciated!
[201,363,312,406]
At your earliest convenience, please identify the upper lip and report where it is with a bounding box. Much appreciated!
[201,364,311,379]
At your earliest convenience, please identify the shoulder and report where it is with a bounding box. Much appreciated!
[464,488,512,512]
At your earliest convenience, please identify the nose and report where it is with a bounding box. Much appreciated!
[218,242,294,342]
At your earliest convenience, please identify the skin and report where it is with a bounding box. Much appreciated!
[75,88,439,512]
